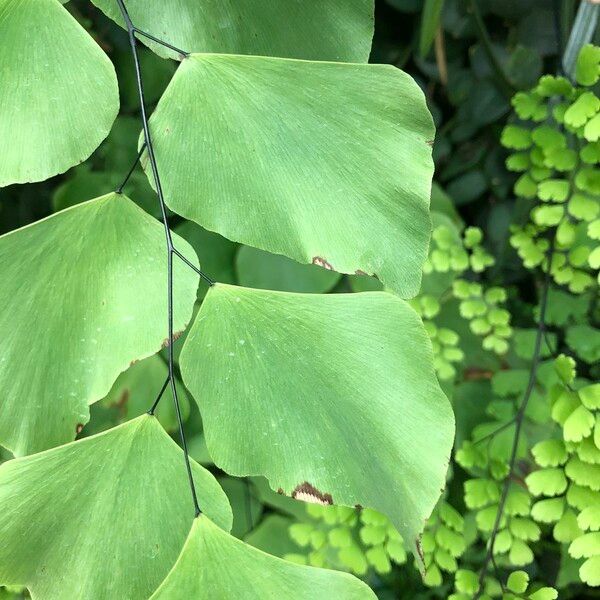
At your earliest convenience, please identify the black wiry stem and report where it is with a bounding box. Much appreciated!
[148,375,170,416]
[474,239,555,598]
[173,248,215,286]
[116,141,146,193]
[116,0,202,517]
[132,27,190,58]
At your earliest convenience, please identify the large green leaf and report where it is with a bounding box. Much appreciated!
[0,416,232,600]
[0,193,198,455]
[0,0,119,186]
[90,0,374,62]
[147,54,435,298]
[150,515,375,599]
[179,284,454,556]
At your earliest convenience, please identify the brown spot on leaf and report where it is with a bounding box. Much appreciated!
[162,330,183,348]
[129,359,139,367]
[291,482,333,505]
[426,139,434,147]
[312,257,333,271]
[277,488,284,495]
[415,535,425,563]
[75,423,84,435]
[355,270,368,276]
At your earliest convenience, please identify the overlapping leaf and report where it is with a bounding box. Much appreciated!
[180,284,454,556]
[0,0,119,186]
[147,54,435,297]
[0,416,232,600]
[91,354,191,435]
[0,193,199,455]
[149,515,375,599]
[90,0,374,62]
[236,245,341,293]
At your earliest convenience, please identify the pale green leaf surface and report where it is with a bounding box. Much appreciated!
[0,0,119,186]
[146,54,435,298]
[150,516,375,599]
[90,0,373,62]
[0,193,198,455]
[568,532,600,559]
[179,284,454,558]
[580,555,600,586]
[507,570,529,594]
[0,416,232,600]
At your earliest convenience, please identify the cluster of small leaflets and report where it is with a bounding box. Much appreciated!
[450,569,557,600]
[286,505,406,576]
[285,501,469,588]
[423,225,495,276]
[456,431,539,570]
[453,281,513,355]
[503,45,600,293]
[411,224,508,380]
[526,355,600,587]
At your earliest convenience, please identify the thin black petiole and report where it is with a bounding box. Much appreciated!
[171,375,202,517]
[116,141,146,194]
[133,27,190,58]
[148,375,170,415]
[116,0,201,517]
[173,248,215,286]
[473,418,516,446]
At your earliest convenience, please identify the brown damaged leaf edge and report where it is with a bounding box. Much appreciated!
[291,482,334,505]
[161,329,184,349]
[311,256,334,270]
